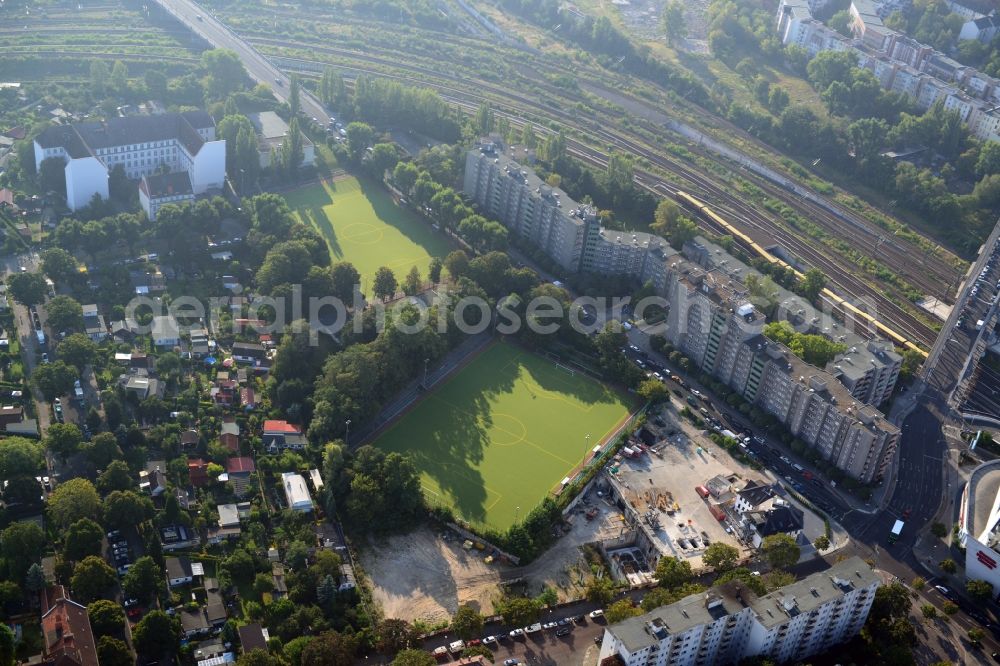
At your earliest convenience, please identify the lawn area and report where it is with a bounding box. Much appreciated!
[372,342,636,531]
[283,176,454,286]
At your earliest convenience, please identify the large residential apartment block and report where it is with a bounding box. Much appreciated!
[463,144,680,284]
[462,149,900,483]
[599,556,879,666]
[464,145,592,272]
[33,110,226,213]
[683,236,901,407]
[663,255,899,483]
[776,0,1000,142]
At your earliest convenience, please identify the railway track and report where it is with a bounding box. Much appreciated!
[269,51,939,347]
[0,48,197,62]
[234,15,962,274]
[250,36,958,298]
[568,142,937,349]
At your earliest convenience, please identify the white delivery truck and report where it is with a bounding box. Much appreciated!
[889,520,904,544]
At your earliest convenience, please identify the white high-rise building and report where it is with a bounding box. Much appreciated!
[599,556,879,666]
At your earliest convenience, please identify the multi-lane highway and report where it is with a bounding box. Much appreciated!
[152,0,330,125]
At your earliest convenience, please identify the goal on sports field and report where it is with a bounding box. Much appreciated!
[554,362,575,377]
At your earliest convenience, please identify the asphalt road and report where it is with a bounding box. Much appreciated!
[152,0,330,126]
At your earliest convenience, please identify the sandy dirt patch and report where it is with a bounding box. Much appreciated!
[361,527,505,625]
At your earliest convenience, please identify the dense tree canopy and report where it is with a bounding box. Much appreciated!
[0,437,43,479]
[1,521,45,580]
[88,600,127,637]
[70,556,117,603]
[64,518,104,562]
[132,610,181,658]
[761,534,801,569]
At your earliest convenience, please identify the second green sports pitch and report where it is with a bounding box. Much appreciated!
[283,175,453,285]
[372,342,636,531]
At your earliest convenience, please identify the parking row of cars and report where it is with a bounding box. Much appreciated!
[432,611,604,660]
[624,340,850,521]
[107,529,132,576]
[957,243,1000,332]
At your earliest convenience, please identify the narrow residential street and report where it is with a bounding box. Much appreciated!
[4,250,52,462]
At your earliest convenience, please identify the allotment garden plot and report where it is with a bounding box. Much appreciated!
[283,175,452,286]
[373,342,635,531]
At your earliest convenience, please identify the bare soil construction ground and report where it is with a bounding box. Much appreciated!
[361,501,629,624]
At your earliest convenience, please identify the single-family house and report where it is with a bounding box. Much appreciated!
[211,378,238,406]
[82,304,107,342]
[733,480,776,514]
[232,342,266,364]
[193,639,227,662]
[238,624,268,654]
[960,14,1000,42]
[110,320,136,343]
[226,456,255,477]
[263,420,306,453]
[160,524,199,551]
[181,429,200,448]
[271,563,288,599]
[165,556,194,587]
[217,503,240,528]
[152,314,180,348]
[208,503,242,544]
[139,467,167,496]
[205,586,228,628]
[123,374,160,400]
[188,458,210,487]
[178,607,212,639]
[0,405,24,426]
[220,420,240,451]
[190,327,210,357]
[740,501,805,549]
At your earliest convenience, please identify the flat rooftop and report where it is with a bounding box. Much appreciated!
[683,236,900,376]
[750,556,878,628]
[610,556,877,645]
[612,583,748,652]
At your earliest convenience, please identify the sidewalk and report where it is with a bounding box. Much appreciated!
[351,329,494,445]
[911,431,970,583]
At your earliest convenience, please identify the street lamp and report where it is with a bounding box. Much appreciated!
[424,358,429,388]
[345,419,351,444]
